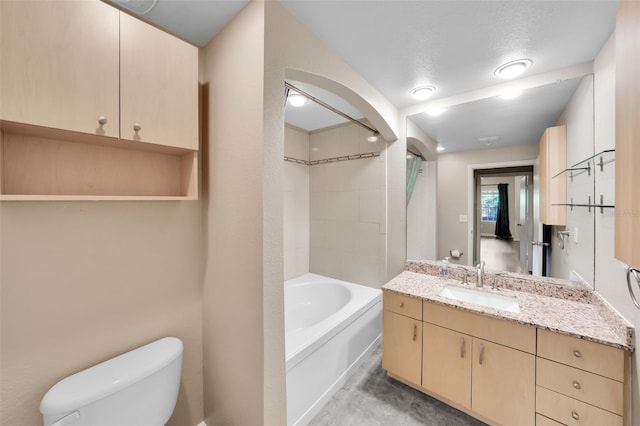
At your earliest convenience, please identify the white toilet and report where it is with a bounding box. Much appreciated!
[40,337,183,426]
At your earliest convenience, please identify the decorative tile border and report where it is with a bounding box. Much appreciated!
[284,151,380,166]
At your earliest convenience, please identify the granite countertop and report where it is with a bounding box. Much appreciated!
[383,261,634,351]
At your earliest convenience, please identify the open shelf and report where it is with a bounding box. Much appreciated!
[552,149,616,179]
[0,121,198,200]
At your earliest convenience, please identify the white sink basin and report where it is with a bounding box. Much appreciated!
[440,285,520,313]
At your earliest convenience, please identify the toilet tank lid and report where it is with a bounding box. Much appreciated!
[40,337,183,415]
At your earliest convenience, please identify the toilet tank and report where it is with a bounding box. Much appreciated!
[40,337,183,426]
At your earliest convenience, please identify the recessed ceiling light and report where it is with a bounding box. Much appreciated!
[287,92,308,107]
[494,59,532,79]
[426,107,445,117]
[500,89,522,100]
[437,146,445,151]
[411,86,436,100]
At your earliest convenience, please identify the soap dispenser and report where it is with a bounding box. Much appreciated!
[440,257,450,278]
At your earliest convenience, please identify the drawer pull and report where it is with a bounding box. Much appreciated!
[460,338,465,358]
[573,350,582,358]
[479,343,484,365]
[133,123,142,132]
[572,380,581,390]
[571,411,580,420]
[412,323,417,341]
[400,302,404,308]
[98,116,108,125]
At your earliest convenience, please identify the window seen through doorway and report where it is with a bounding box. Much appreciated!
[481,186,499,222]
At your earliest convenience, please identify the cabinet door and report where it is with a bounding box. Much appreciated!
[472,339,535,426]
[382,310,422,386]
[0,0,119,137]
[422,323,471,408]
[539,126,567,225]
[615,0,640,268]
[120,12,198,150]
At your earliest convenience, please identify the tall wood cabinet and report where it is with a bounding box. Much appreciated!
[0,0,198,199]
[539,125,567,225]
[615,0,640,269]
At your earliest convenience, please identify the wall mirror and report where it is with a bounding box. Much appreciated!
[406,75,597,288]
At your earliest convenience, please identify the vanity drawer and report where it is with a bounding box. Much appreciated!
[537,329,625,381]
[536,413,565,426]
[383,291,422,320]
[423,301,536,353]
[536,386,622,426]
[537,357,623,415]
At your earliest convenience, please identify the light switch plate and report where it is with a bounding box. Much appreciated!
[459,215,468,223]
[573,227,579,243]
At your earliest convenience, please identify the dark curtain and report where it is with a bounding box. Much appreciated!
[495,183,512,239]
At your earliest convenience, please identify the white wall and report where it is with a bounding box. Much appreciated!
[284,126,310,280]
[308,123,387,287]
[591,33,640,423]
[552,75,595,284]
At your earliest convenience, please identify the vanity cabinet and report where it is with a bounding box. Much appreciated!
[422,301,536,426]
[615,0,640,269]
[422,323,471,408]
[382,293,422,386]
[0,0,198,199]
[539,125,567,226]
[535,329,627,426]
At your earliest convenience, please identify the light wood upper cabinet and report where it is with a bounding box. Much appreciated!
[539,125,567,225]
[615,0,640,269]
[120,13,198,150]
[472,339,535,426]
[382,310,422,387]
[0,0,120,137]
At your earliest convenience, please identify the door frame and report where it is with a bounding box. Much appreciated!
[466,160,537,267]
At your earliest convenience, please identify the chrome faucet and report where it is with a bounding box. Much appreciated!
[476,261,485,288]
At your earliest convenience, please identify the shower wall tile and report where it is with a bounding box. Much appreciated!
[309,122,387,288]
[284,126,310,280]
[359,190,379,224]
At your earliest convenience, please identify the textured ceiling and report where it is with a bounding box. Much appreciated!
[116,0,619,153]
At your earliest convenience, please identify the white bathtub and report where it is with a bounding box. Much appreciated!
[285,273,382,426]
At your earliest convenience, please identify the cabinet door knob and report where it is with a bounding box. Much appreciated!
[479,343,484,365]
[133,123,142,132]
[412,323,417,341]
[399,302,404,308]
[98,116,108,125]
[573,350,582,358]
[572,380,581,390]
[571,411,580,420]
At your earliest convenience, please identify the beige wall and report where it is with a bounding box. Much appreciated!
[308,123,387,287]
[437,143,539,263]
[0,201,203,426]
[284,126,310,280]
[199,0,276,424]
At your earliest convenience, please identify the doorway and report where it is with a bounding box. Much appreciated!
[473,166,534,274]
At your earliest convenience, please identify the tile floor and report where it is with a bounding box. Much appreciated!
[309,345,487,426]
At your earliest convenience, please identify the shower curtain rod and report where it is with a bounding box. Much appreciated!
[285,82,379,136]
